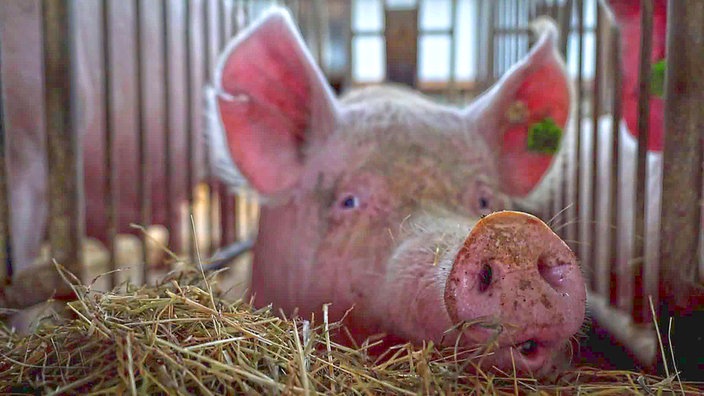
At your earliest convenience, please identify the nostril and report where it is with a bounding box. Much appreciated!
[478,262,493,293]
[538,254,570,290]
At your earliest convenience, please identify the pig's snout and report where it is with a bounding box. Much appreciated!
[444,211,586,373]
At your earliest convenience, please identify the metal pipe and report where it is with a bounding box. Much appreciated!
[447,0,458,100]
[561,0,577,246]
[659,0,704,310]
[162,0,174,260]
[632,0,653,324]
[135,0,150,284]
[605,12,623,309]
[486,0,495,81]
[102,0,117,288]
[475,0,484,85]
[591,0,603,295]
[185,0,195,261]
[573,0,584,261]
[220,0,238,247]
[0,42,10,280]
[44,0,84,285]
[202,0,214,257]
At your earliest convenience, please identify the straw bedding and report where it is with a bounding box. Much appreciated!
[1,264,702,395]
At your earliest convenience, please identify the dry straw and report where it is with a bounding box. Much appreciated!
[1,263,702,395]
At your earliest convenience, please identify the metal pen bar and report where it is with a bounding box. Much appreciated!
[561,0,576,247]
[573,0,584,258]
[513,0,519,64]
[659,0,704,309]
[162,0,174,261]
[135,0,150,284]
[220,0,237,247]
[486,0,495,81]
[494,0,501,77]
[448,0,458,100]
[558,0,573,57]
[203,0,214,256]
[632,0,653,324]
[475,0,484,86]
[102,0,117,288]
[0,41,10,280]
[591,1,603,295]
[224,0,237,248]
[313,0,325,70]
[43,0,84,282]
[185,0,195,262]
[607,18,623,309]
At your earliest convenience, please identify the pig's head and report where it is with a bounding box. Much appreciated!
[211,8,585,376]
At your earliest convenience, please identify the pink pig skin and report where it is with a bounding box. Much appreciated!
[210,8,586,376]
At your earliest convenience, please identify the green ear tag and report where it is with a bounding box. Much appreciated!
[651,59,666,98]
[526,117,562,154]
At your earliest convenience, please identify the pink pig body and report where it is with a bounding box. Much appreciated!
[210,8,586,375]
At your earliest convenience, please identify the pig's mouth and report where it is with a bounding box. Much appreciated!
[455,322,571,374]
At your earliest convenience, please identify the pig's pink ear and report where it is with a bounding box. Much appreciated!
[465,17,571,197]
[213,8,338,195]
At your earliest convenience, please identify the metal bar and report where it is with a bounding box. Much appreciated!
[513,0,519,64]
[574,0,584,258]
[202,0,215,256]
[447,0,458,100]
[204,238,254,271]
[495,0,502,76]
[102,0,117,288]
[632,0,653,325]
[345,0,353,91]
[659,0,704,310]
[606,14,623,309]
[591,1,603,295]
[487,0,495,80]
[218,0,231,249]
[475,0,484,84]
[43,0,84,283]
[185,0,195,261]
[313,0,326,70]
[220,0,238,246]
[562,0,577,247]
[220,0,228,45]
[162,0,175,258]
[587,291,656,366]
[558,0,573,57]
[135,0,150,284]
[0,41,10,281]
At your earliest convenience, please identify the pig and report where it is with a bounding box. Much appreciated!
[208,7,585,376]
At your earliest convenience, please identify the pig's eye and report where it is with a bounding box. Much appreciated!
[474,181,497,215]
[479,197,490,210]
[340,195,360,210]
